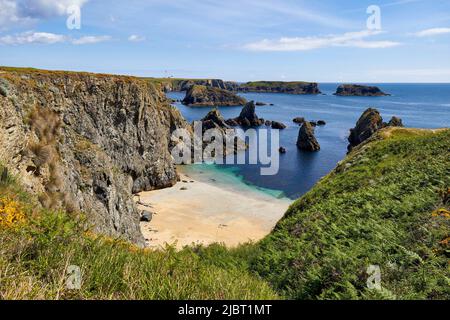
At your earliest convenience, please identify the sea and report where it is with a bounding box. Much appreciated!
[167,83,450,200]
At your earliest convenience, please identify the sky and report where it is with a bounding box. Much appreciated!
[0,0,450,82]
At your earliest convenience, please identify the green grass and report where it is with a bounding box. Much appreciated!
[0,164,278,300]
[1,128,449,300]
[250,128,450,300]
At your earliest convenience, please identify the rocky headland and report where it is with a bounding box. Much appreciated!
[238,81,321,95]
[0,67,189,245]
[182,85,247,107]
[335,84,389,97]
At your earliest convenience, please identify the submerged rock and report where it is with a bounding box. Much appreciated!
[297,122,320,152]
[317,120,326,126]
[182,85,247,107]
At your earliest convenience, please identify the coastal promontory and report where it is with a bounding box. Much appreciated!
[238,81,321,95]
[335,84,389,96]
[182,85,247,107]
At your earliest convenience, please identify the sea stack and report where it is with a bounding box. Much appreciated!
[335,84,389,97]
[182,85,247,107]
[227,101,264,127]
[348,108,384,151]
[297,121,320,152]
[348,108,404,151]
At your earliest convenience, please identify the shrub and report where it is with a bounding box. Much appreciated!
[0,78,9,97]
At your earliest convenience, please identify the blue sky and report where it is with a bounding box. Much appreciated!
[1,0,450,82]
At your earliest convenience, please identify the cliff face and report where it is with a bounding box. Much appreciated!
[182,85,247,106]
[0,68,188,245]
[238,81,321,95]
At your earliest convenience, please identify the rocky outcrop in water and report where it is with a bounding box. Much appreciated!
[387,116,404,127]
[0,68,189,245]
[335,84,389,96]
[271,121,286,130]
[238,81,321,95]
[203,108,246,151]
[226,101,264,127]
[182,85,247,107]
[348,108,404,151]
[297,122,320,152]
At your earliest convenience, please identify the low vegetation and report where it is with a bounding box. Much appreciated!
[252,128,450,299]
[0,128,448,300]
[0,164,277,300]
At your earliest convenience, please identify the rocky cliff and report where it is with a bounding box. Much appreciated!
[0,67,188,245]
[335,84,389,96]
[182,85,247,107]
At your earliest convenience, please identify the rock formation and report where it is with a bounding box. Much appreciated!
[0,68,189,245]
[387,116,404,127]
[293,117,305,124]
[348,108,404,151]
[200,109,246,155]
[182,85,247,107]
[271,121,287,130]
[162,79,239,92]
[297,122,320,152]
[238,81,321,95]
[335,84,389,96]
[227,101,265,127]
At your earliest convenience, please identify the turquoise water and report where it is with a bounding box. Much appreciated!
[168,83,450,200]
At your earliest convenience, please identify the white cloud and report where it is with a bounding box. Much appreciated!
[0,31,112,45]
[414,27,450,37]
[0,0,88,29]
[243,30,401,52]
[128,34,146,42]
[17,0,88,18]
[0,31,66,44]
[71,35,112,45]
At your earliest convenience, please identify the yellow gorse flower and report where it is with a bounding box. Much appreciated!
[0,196,26,228]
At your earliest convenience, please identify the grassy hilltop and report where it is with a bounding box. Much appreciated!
[1,127,449,300]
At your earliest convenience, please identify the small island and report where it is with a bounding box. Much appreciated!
[182,85,247,107]
[334,84,390,97]
[238,81,321,95]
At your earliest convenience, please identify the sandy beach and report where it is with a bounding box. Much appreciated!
[138,169,292,249]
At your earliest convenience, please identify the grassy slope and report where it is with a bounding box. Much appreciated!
[0,167,277,300]
[1,128,449,300]
[252,128,450,299]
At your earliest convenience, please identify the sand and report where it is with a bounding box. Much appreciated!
[138,170,292,250]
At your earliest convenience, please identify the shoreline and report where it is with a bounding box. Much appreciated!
[138,167,292,249]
